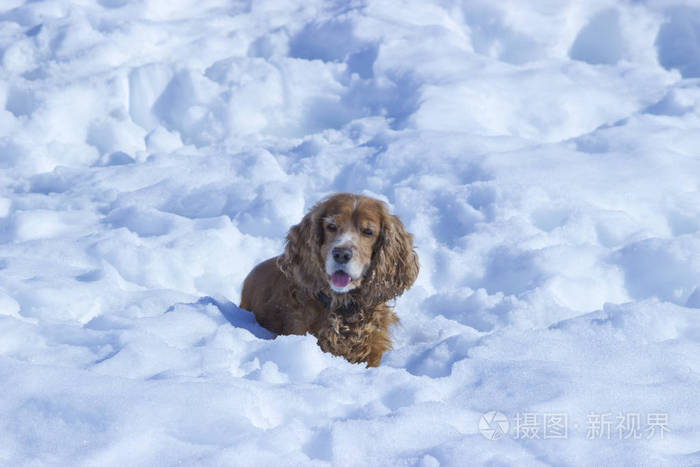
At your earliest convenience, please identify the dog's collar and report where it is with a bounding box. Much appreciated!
[315,291,359,316]
[316,291,332,308]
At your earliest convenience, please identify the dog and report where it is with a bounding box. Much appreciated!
[240,193,419,367]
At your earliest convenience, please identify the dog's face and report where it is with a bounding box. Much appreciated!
[278,192,419,304]
[319,196,383,293]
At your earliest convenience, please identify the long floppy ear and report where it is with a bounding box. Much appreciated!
[363,208,419,303]
[277,200,326,292]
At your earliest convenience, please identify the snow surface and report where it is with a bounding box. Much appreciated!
[1,0,700,465]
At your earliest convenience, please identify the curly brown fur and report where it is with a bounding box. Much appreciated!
[240,193,419,367]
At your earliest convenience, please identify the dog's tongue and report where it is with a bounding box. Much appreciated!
[331,271,351,288]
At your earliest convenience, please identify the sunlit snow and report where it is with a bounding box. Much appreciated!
[1,1,700,465]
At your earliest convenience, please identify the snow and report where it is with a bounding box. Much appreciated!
[1,0,700,465]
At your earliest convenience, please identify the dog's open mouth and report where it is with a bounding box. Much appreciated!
[331,270,352,288]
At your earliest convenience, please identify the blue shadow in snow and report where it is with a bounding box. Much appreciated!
[656,6,700,78]
[197,296,275,340]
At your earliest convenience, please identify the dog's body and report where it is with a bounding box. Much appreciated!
[240,193,418,367]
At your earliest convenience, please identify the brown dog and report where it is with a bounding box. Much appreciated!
[240,193,419,367]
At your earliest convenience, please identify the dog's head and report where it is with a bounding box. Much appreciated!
[278,193,419,303]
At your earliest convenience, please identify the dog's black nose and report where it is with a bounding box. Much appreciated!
[332,247,353,264]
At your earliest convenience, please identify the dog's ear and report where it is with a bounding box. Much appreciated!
[277,199,325,291]
[364,207,419,303]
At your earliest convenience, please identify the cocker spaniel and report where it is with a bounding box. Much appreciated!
[240,193,419,367]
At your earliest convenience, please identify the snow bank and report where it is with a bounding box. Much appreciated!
[1,0,700,465]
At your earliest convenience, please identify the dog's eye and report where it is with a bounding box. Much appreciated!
[327,223,337,232]
[362,228,374,237]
